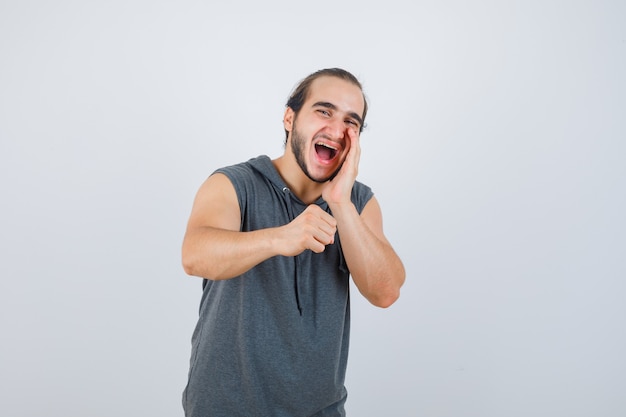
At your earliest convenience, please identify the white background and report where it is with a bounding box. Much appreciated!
[1,1,624,416]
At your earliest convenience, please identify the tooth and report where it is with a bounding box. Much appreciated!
[317,142,337,150]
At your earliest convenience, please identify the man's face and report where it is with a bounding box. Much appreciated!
[286,76,365,183]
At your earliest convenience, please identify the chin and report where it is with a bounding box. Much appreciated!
[311,159,344,183]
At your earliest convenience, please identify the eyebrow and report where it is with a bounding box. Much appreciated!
[312,101,364,127]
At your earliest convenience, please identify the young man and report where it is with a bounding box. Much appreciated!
[182,68,405,416]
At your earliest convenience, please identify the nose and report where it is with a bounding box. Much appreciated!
[325,117,346,141]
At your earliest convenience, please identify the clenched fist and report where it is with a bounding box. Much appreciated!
[274,205,337,256]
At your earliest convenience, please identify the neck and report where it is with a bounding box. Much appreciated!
[272,155,325,205]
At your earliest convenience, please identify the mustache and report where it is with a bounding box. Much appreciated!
[313,133,344,147]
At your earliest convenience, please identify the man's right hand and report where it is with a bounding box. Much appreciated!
[274,205,337,256]
[183,174,338,280]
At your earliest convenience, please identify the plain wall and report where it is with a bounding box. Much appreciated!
[1,1,624,416]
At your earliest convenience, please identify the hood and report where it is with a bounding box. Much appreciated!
[247,155,329,209]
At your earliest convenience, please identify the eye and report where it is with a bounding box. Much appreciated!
[345,119,359,128]
[317,109,331,117]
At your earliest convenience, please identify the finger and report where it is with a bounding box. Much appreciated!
[308,214,336,241]
[308,239,326,253]
[312,228,335,246]
[346,127,361,162]
[306,205,337,227]
[320,212,337,228]
[316,224,337,242]
[340,129,357,171]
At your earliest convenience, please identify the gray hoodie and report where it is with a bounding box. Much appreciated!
[183,155,373,417]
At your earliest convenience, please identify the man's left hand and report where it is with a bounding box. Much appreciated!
[322,127,360,206]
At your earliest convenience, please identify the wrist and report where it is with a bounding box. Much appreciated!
[327,200,357,218]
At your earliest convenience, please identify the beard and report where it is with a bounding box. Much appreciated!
[290,120,344,183]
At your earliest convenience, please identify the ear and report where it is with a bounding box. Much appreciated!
[283,107,294,133]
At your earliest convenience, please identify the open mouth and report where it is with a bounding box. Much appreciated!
[314,142,338,161]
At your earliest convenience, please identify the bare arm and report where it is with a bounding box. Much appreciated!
[182,173,337,280]
[330,197,405,308]
[323,128,405,307]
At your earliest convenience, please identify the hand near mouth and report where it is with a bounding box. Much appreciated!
[322,127,361,207]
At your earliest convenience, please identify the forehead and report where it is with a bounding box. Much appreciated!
[305,76,365,117]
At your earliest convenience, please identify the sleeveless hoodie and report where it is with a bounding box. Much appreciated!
[183,155,374,417]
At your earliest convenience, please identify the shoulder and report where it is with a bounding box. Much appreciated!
[215,155,274,183]
[215,157,262,180]
[210,155,278,212]
[212,156,267,193]
[351,180,374,214]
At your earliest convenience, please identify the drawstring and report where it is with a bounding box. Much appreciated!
[282,187,303,316]
[325,206,347,274]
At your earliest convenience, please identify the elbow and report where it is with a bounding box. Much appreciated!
[182,248,225,280]
[181,252,199,277]
[182,256,218,280]
[181,245,209,278]
[181,239,195,276]
[181,235,227,280]
[370,288,401,309]
[182,262,194,277]
[367,269,405,308]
